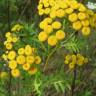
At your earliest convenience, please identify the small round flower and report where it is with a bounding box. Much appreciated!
[8,51,16,60]
[12,37,18,43]
[48,35,58,46]
[78,3,86,12]
[35,56,41,64]
[65,8,74,14]
[7,37,13,43]
[52,21,62,29]
[70,0,79,9]
[44,8,50,14]
[78,12,86,20]
[82,27,91,36]
[44,17,52,24]
[56,30,65,40]
[18,48,25,55]
[38,32,48,42]
[26,56,35,64]
[68,13,78,22]
[65,54,71,60]
[39,9,44,15]
[5,32,11,38]
[73,21,82,30]
[8,60,17,69]
[11,69,20,77]
[56,9,66,18]
[39,21,47,29]
[77,60,84,66]
[28,67,37,75]
[44,25,53,34]
[50,10,56,18]
[64,60,69,64]
[59,1,68,9]
[16,55,26,64]
[5,43,13,50]
[81,19,89,27]
[23,63,30,71]
[69,62,75,69]
[25,45,32,55]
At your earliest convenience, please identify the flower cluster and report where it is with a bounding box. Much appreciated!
[38,0,66,46]
[2,45,41,77]
[4,24,23,50]
[4,32,18,50]
[64,54,88,69]
[38,0,95,37]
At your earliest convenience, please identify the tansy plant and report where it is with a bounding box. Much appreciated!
[64,53,88,69]
[2,24,41,78]
[38,0,96,46]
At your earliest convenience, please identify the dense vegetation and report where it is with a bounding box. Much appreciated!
[0,0,96,96]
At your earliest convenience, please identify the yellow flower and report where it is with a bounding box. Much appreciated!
[59,1,68,9]
[49,0,55,6]
[8,60,17,69]
[28,67,37,75]
[64,60,69,64]
[82,27,91,36]
[43,2,49,7]
[12,37,18,43]
[35,56,41,64]
[68,13,78,22]
[48,35,58,46]
[78,12,86,20]
[38,32,48,42]
[17,48,24,55]
[44,25,53,34]
[50,10,56,18]
[23,63,30,71]
[70,0,79,9]
[6,43,13,50]
[11,69,20,77]
[73,21,82,30]
[65,54,71,60]
[69,62,75,69]
[5,32,11,38]
[39,21,47,29]
[81,19,89,27]
[26,56,35,64]
[78,3,86,12]
[44,8,50,14]
[7,37,13,43]
[8,51,16,60]
[37,4,43,10]
[71,55,77,64]
[77,60,84,66]
[65,8,74,14]
[16,55,26,64]
[25,45,32,55]
[56,30,65,40]
[56,9,65,18]
[44,17,52,24]
[39,9,44,15]
[52,21,62,29]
